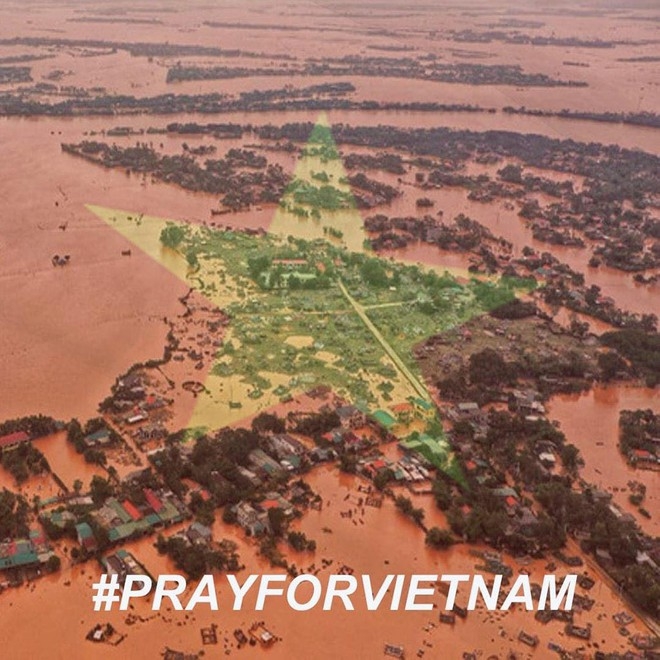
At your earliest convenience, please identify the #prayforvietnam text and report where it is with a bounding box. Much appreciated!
[92,572,578,612]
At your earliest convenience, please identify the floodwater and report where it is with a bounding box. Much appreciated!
[33,431,106,490]
[548,386,660,537]
[0,464,652,659]
[1,1,659,658]
[0,111,654,426]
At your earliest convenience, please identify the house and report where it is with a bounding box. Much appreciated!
[411,397,435,416]
[122,500,142,522]
[0,539,39,571]
[134,424,167,443]
[457,402,479,417]
[234,502,269,536]
[309,447,336,463]
[265,434,306,472]
[538,452,557,468]
[126,412,148,425]
[83,428,112,448]
[595,548,613,566]
[41,509,75,532]
[237,466,262,488]
[590,488,612,504]
[124,467,152,483]
[248,449,285,479]
[259,492,293,517]
[565,624,591,640]
[0,431,30,451]
[630,449,657,466]
[504,495,519,515]
[187,522,212,546]
[635,551,659,571]
[390,402,414,422]
[102,549,150,589]
[144,488,163,513]
[267,434,306,459]
[400,434,449,469]
[372,410,397,429]
[76,522,98,553]
[518,631,539,647]
[514,508,540,537]
[322,429,344,446]
[492,487,519,500]
[336,405,366,429]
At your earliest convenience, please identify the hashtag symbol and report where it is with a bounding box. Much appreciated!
[92,573,122,611]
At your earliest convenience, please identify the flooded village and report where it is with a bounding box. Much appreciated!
[0,1,659,659]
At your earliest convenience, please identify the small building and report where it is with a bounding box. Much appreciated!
[126,413,147,425]
[76,522,98,553]
[336,405,366,429]
[372,410,397,429]
[538,452,556,468]
[457,402,480,417]
[144,488,163,513]
[0,431,30,451]
[83,428,112,448]
[249,449,285,479]
[259,492,293,517]
[234,502,270,536]
[187,522,212,546]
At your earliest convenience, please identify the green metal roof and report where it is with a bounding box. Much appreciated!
[373,410,396,428]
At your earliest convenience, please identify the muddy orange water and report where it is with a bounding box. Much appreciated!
[1,1,659,658]
[0,111,655,424]
[1,464,653,659]
[548,386,660,538]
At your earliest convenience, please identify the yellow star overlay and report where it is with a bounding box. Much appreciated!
[86,113,515,479]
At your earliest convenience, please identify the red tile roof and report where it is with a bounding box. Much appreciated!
[122,500,142,521]
[260,499,280,510]
[144,488,163,513]
[0,431,30,449]
[0,431,29,449]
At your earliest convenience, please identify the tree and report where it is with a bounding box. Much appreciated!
[222,506,237,525]
[469,348,512,387]
[425,527,454,549]
[251,413,285,434]
[45,555,61,573]
[560,444,581,472]
[159,223,186,249]
[90,476,113,505]
[395,495,425,527]
[360,258,389,287]
[267,508,286,537]
[67,419,85,453]
[598,351,627,381]
[339,454,357,474]
[432,477,452,510]
[373,468,393,491]
[186,249,199,269]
